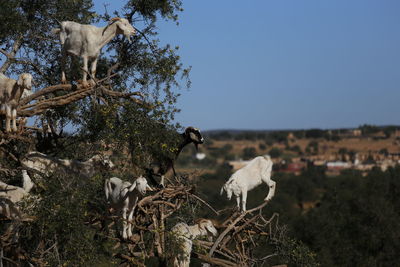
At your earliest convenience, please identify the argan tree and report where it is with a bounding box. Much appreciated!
[0,1,319,266]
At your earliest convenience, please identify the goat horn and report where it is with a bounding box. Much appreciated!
[110,17,121,22]
[146,184,154,192]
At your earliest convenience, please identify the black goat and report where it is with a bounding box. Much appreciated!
[146,127,204,186]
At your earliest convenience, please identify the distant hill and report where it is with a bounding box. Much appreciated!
[204,125,400,139]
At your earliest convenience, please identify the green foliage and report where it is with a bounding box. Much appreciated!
[0,0,95,83]
[206,131,232,141]
[209,143,233,159]
[0,0,192,265]
[242,146,256,160]
[293,130,305,139]
[197,162,233,212]
[306,141,319,154]
[259,142,267,151]
[1,0,189,137]
[274,233,320,267]
[358,124,380,135]
[291,167,400,266]
[287,145,302,153]
[269,147,282,159]
[125,0,183,22]
[19,172,113,266]
[328,134,341,142]
[304,129,324,139]
[382,125,399,138]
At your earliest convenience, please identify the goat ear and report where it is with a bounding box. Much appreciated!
[198,220,207,230]
[104,180,110,200]
[109,17,121,23]
[103,17,121,35]
[189,132,198,142]
[128,181,137,192]
[220,187,225,195]
[17,75,24,86]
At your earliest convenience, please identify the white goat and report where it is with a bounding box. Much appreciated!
[53,17,136,86]
[220,155,276,212]
[0,170,34,230]
[0,170,34,203]
[21,151,114,179]
[0,73,33,132]
[171,219,218,267]
[105,176,153,240]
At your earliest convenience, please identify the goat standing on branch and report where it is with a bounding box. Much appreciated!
[147,127,204,187]
[0,73,33,132]
[171,219,218,267]
[0,170,34,204]
[220,155,276,212]
[53,17,136,87]
[105,176,153,240]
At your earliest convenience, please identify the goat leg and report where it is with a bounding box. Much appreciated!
[81,56,90,88]
[264,180,276,202]
[127,206,135,239]
[235,196,240,211]
[241,190,247,212]
[89,58,98,86]
[5,104,11,132]
[11,108,17,132]
[122,208,128,240]
[61,49,67,84]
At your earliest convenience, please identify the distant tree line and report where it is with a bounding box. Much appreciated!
[205,124,400,143]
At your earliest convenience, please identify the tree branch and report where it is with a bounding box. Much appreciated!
[0,82,146,118]
[209,200,272,257]
[0,36,23,73]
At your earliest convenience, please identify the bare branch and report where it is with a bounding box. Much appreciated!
[0,36,23,73]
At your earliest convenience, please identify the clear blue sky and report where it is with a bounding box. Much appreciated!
[94,0,400,130]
